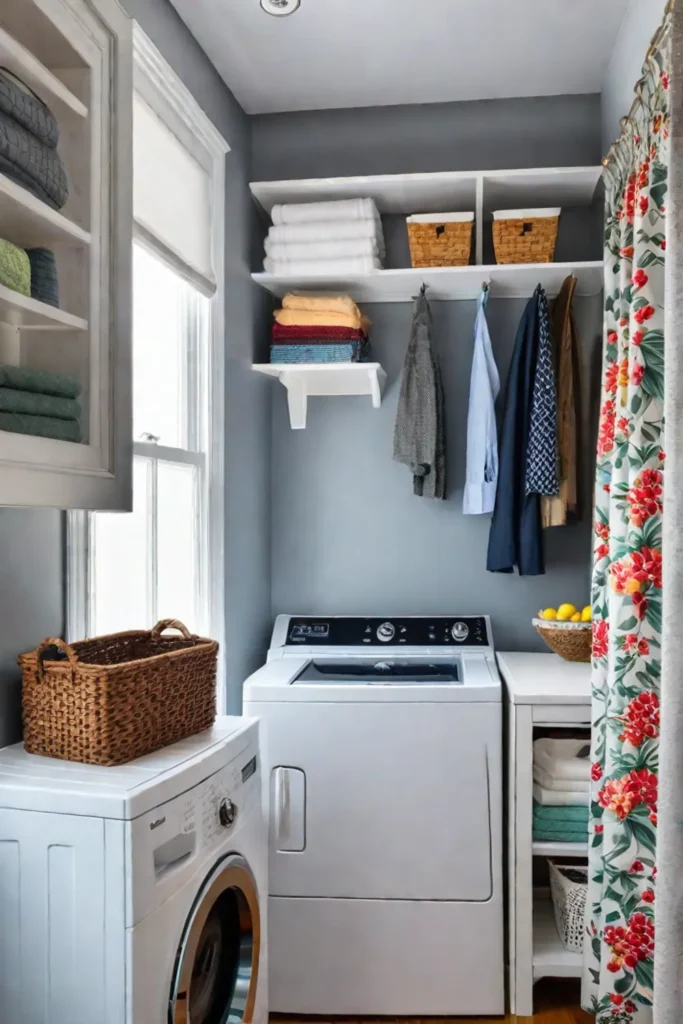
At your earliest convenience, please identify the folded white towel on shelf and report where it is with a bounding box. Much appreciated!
[267,217,385,248]
[533,737,592,782]
[271,197,379,225]
[533,765,591,793]
[263,255,383,275]
[533,783,590,807]
[264,236,381,261]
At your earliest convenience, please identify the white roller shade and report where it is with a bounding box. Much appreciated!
[133,95,216,295]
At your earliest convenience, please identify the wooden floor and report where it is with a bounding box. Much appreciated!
[272,980,592,1023]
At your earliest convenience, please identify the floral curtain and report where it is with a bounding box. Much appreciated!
[582,13,671,1024]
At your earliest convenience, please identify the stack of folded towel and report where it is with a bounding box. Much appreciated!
[0,365,82,442]
[0,69,69,211]
[263,198,385,276]
[532,737,590,843]
[271,292,370,364]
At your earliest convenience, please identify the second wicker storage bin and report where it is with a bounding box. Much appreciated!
[407,212,474,268]
[493,208,560,264]
[20,619,218,766]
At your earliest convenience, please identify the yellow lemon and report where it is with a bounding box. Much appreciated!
[557,603,578,621]
[581,605,592,622]
[540,608,558,621]
[571,612,582,622]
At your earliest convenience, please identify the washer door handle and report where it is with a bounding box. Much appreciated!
[272,767,305,851]
[275,767,290,839]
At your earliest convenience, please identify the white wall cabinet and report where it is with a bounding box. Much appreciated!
[0,0,132,509]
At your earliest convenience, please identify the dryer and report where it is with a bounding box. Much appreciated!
[0,717,267,1024]
[244,615,504,1018]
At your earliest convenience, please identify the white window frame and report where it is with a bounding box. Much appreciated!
[67,24,230,709]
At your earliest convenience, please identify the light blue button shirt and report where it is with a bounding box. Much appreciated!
[463,289,500,515]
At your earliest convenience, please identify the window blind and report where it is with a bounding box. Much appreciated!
[133,95,216,296]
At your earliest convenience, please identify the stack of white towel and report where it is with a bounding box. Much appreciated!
[533,737,591,805]
[263,198,385,276]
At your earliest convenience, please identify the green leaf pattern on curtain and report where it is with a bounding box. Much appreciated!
[582,23,671,1024]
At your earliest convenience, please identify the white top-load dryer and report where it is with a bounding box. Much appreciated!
[244,615,504,1017]
[0,718,268,1024]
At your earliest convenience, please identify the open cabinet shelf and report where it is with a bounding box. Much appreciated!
[533,895,582,981]
[0,23,87,120]
[532,840,589,858]
[252,362,386,429]
[0,284,87,331]
[0,175,91,247]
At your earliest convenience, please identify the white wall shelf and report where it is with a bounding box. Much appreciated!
[532,840,588,858]
[533,896,582,981]
[0,285,87,331]
[252,261,603,303]
[252,362,386,429]
[0,175,91,247]
[250,166,602,217]
[0,24,87,121]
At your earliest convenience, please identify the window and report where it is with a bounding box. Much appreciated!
[68,26,228,697]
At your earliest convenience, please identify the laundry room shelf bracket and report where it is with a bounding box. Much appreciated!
[252,362,387,429]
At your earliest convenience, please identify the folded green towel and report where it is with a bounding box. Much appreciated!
[0,411,81,442]
[0,387,79,420]
[0,364,80,399]
[533,826,588,843]
[0,238,30,297]
[533,818,588,834]
[533,800,589,822]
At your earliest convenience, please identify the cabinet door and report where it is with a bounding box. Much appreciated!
[0,0,133,509]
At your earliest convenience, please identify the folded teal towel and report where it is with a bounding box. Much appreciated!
[533,818,588,834]
[533,826,588,843]
[0,364,80,399]
[533,800,589,822]
[0,411,81,442]
[0,387,79,420]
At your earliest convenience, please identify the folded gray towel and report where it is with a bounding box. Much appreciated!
[0,110,68,210]
[0,69,59,148]
[0,411,80,442]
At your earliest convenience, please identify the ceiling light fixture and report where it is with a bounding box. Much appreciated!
[260,0,301,15]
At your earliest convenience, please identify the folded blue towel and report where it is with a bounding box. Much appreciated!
[270,342,369,364]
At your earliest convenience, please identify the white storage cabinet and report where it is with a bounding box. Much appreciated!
[0,0,132,509]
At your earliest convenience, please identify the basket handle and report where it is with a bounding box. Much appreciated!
[36,637,79,683]
[150,619,193,639]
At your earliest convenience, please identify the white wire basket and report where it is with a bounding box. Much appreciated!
[549,861,588,952]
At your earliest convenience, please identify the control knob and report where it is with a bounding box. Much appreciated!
[219,797,237,828]
[451,621,470,642]
[376,621,396,642]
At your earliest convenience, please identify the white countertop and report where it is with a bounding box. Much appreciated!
[496,651,592,705]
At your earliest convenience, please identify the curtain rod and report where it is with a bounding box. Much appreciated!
[602,0,674,169]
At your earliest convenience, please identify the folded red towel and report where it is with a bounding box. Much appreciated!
[272,323,367,341]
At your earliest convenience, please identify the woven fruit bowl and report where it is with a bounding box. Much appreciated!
[532,618,592,663]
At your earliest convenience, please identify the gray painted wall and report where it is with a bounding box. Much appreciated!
[602,0,668,151]
[124,0,272,711]
[255,95,605,652]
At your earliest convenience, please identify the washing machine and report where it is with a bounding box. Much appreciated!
[0,717,267,1024]
[244,614,504,1018]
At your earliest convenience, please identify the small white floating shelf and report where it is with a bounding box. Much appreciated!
[532,840,589,858]
[0,175,90,247]
[533,896,582,981]
[0,25,87,121]
[251,166,602,216]
[252,262,603,303]
[0,285,88,331]
[252,362,386,429]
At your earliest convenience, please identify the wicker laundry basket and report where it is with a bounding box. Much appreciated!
[533,618,592,663]
[549,861,588,953]
[407,212,474,267]
[493,208,560,264]
[20,619,218,766]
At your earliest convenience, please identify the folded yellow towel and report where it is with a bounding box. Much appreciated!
[282,292,361,318]
[274,308,371,332]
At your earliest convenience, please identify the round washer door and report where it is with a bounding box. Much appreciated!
[169,854,260,1024]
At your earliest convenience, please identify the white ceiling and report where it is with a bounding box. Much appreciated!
[169,0,631,115]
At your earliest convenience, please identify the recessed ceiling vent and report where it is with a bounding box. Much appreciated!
[260,0,301,16]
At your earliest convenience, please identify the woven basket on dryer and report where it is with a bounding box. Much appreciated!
[532,618,592,663]
[407,212,474,267]
[20,619,218,766]
[493,208,560,264]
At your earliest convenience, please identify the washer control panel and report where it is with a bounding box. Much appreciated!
[286,616,489,647]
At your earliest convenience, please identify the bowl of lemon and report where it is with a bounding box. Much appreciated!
[532,604,592,663]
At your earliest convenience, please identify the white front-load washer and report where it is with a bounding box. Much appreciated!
[244,615,504,1018]
[0,717,268,1024]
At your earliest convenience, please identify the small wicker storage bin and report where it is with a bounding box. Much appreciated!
[20,619,218,766]
[493,208,560,264]
[407,212,474,268]
[532,618,592,663]
[549,861,588,953]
